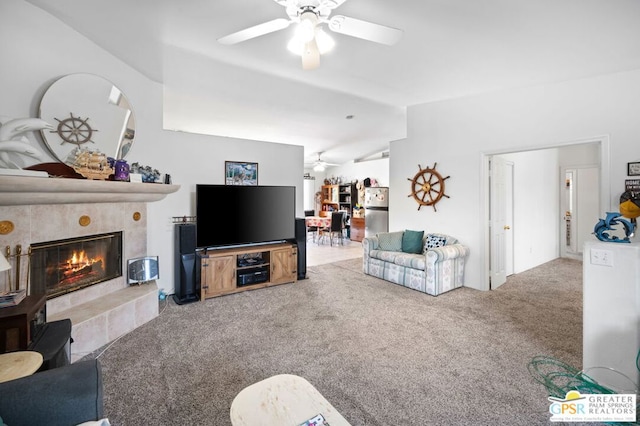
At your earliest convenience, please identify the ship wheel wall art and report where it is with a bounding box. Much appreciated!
[408,163,450,211]
[52,112,98,146]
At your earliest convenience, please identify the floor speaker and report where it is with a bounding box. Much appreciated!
[173,224,200,304]
[294,218,307,280]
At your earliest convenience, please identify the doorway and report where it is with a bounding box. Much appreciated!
[484,138,609,290]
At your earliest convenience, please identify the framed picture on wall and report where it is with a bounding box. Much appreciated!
[628,162,640,176]
[225,161,258,185]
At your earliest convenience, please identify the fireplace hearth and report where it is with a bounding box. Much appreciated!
[30,232,123,299]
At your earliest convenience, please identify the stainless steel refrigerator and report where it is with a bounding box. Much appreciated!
[364,187,389,237]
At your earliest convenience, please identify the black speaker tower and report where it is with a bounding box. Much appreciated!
[173,223,200,304]
[294,218,307,280]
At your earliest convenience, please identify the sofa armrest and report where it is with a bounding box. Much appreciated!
[362,236,379,255]
[0,359,103,426]
[425,243,469,263]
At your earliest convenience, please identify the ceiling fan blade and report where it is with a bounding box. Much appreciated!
[302,39,320,70]
[218,18,291,45]
[328,15,403,46]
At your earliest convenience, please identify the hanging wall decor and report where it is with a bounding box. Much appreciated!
[408,162,450,211]
[225,161,258,186]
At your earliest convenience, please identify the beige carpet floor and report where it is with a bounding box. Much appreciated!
[86,257,583,425]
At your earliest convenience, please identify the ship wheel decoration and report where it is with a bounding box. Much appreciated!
[408,163,450,211]
[50,112,98,146]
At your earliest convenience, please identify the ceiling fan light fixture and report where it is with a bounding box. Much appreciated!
[221,0,404,69]
[286,37,304,55]
[315,28,335,54]
[313,163,326,172]
[288,27,334,56]
[295,11,318,43]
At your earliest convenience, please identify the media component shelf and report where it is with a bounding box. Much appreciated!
[199,242,297,300]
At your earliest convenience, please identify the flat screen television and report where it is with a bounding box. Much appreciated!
[195,184,296,249]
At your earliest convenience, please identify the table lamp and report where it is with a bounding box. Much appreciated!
[0,253,11,292]
[0,253,10,272]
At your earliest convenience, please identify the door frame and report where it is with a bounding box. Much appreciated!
[480,136,610,291]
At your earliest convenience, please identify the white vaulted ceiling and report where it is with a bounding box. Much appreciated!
[24,0,640,166]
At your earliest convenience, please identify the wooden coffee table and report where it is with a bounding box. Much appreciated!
[0,351,43,383]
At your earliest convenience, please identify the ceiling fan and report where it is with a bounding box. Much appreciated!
[306,152,338,171]
[218,0,403,70]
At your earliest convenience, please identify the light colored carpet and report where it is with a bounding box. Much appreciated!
[87,257,582,425]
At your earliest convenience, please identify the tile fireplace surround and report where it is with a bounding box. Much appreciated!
[0,176,179,361]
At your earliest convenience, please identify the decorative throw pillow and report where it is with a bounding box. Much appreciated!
[377,231,404,251]
[401,230,424,254]
[424,234,447,250]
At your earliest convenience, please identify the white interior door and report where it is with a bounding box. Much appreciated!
[490,156,508,289]
[561,166,599,259]
[576,167,600,253]
[505,162,514,276]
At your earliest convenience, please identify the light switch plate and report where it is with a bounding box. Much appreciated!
[590,248,613,266]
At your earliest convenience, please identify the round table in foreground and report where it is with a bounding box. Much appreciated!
[0,351,43,383]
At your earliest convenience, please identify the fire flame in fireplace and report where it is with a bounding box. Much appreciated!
[63,250,104,279]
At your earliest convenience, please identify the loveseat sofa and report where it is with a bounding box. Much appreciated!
[363,230,469,296]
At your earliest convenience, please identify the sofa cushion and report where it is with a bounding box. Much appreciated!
[370,250,400,263]
[424,234,447,250]
[377,231,404,251]
[392,253,426,270]
[401,230,424,254]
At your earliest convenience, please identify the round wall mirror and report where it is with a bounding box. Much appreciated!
[39,73,135,163]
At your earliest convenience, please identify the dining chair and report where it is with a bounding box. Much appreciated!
[304,210,318,242]
[340,211,350,240]
[325,211,345,246]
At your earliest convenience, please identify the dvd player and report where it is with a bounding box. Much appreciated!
[237,266,269,286]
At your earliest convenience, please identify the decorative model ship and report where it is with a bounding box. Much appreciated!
[66,147,113,180]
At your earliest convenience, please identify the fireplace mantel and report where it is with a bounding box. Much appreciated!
[0,176,180,205]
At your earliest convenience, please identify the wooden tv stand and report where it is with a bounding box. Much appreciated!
[199,242,297,300]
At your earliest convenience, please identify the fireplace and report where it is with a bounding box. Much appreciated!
[30,232,123,299]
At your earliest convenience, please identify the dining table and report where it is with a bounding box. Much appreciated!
[304,216,331,229]
[304,216,332,244]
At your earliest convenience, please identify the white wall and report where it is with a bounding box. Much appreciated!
[321,157,390,188]
[1,0,304,295]
[558,142,600,166]
[392,69,640,291]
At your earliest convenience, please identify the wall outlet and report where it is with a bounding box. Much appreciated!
[590,248,614,266]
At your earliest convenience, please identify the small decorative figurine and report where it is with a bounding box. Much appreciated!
[114,159,130,181]
[0,116,51,169]
[593,212,635,243]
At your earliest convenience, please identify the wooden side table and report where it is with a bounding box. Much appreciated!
[0,295,47,353]
[0,351,43,383]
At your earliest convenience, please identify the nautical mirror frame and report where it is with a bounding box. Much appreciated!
[39,73,136,164]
